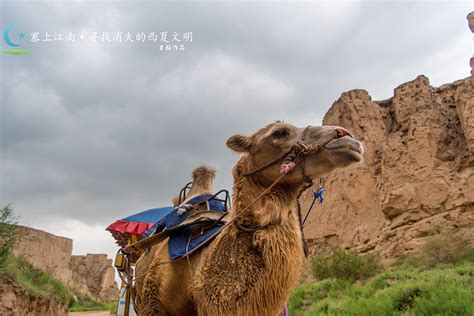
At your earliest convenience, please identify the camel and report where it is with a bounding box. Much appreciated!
[171,167,216,207]
[135,122,363,315]
[135,165,217,312]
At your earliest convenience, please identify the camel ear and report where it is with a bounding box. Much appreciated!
[226,134,251,153]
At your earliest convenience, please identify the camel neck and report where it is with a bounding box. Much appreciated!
[230,173,301,228]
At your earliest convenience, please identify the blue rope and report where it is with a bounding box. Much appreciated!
[302,187,325,225]
[314,188,325,203]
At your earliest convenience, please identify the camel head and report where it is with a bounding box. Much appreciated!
[226,121,363,186]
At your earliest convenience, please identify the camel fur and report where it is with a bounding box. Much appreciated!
[135,122,363,315]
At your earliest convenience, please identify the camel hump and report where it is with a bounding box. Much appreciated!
[192,165,216,179]
[187,165,216,198]
[171,195,180,207]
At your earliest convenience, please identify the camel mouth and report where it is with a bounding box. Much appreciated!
[323,137,364,162]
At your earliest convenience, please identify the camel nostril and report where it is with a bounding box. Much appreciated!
[336,129,351,138]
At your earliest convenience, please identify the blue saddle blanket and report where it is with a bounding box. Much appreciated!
[167,225,224,261]
[143,194,227,261]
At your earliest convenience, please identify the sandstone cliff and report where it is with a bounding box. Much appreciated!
[12,226,73,283]
[303,75,474,260]
[69,254,118,302]
[10,226,118,302]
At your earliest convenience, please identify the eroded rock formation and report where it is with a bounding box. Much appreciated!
[69,254,118,301]
[10,226,118,301]
[12,226,73,282]
[0,277,67,316]
[303,75,474,260]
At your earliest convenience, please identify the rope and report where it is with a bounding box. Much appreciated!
[295,177,327,258]
[302,178,326,226]
[131,128,342,281]
[295,180,313,257]
[132,170,291,283]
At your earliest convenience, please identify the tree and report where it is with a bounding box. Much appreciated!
[0,204,18,266]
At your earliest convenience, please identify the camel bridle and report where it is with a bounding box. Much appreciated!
[130,127,351,282]
[235,126,351,255]
[240,126,336,177]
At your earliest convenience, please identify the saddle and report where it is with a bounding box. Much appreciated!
[126,191,230,261]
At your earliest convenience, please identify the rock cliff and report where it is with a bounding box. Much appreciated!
[12,226,73,283]
[10,226,118,301]
[0,277,67,316]
[303,13,474,259]
[69,254,118,302]
[303,75,474,260]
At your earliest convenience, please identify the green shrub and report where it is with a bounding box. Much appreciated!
[0,204,18,267]
[69,295,109,312]
[311,248,381,281]
[0,206,112,312]
[391,232,474,270]
[391,254,427,269]
[106,301,118,314]
[292,234,474,315]
[289,262,474,316]
[2,255,72,305]
[421,232,474,267]
[3,254,112,312]
[288,279,351,315]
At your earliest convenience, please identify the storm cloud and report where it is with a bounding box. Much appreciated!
[0,1,471,257]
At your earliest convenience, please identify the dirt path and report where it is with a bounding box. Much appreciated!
[68,312,110,316]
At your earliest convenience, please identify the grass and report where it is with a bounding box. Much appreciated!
[68,298,116,313]
[0,205,113,312]
[312,248,380,281]
[1,254,72,305]
[0,254,113,312]
[290,237,474,316]
[107,302,119,314]
[289,262,474,315]
[420,233,474,267]
[68,296,113,312]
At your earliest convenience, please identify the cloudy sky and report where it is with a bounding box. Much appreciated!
[1,1,472,261]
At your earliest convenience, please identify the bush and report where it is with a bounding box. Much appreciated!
[391,232,474,270]
[0,204,18,267]
[106,302,118,314]
[391,254,427,269]
[289,262,474,315]
[288,279,352,315]
[421,232,474,267]
[69,295,110,312]
[311,248,381,281]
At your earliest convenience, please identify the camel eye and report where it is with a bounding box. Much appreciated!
[272,129,289,139]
